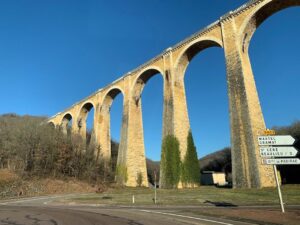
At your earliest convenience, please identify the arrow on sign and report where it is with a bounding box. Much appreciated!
[260,147,299,157]
[258,135,295,146]
[262,158,300,165]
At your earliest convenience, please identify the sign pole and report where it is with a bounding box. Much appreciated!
[273,164,285,213]
[154,170,157,204]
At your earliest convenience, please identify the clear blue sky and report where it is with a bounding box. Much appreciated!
[0,0,299,160]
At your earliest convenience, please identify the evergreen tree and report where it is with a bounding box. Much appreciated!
[160,135,181,188]
[182,131,200,187]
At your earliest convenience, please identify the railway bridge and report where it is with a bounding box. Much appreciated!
[48,0,299,188]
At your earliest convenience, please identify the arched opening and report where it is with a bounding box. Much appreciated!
[102,87,124,170]
[48,121,55,129]
[245,2,300,184]
[176,39,223,81]
[78,102,95,146]
[86,107,95,145]
[176,39,231,183]
[61,113,73,136]
[241,0,300,54]
[132,68,164,185]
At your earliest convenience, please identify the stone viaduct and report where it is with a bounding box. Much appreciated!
[48,0,300,188]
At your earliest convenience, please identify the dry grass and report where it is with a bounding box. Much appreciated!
[0,169,19,182]
[0,169,95,199]
[62,185,300,206]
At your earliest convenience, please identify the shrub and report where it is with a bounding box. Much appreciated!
[136,171,143,187]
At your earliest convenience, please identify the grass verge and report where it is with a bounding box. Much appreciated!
[57,184,300,206]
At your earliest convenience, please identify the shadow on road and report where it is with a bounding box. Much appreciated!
[203,200,238,207]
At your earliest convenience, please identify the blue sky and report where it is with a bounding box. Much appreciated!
[0,0,299,160]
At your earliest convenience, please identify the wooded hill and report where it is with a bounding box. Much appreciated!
[0,113,118,184]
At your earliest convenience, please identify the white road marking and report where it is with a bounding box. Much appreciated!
[138,209,234,225]
[0,196,59,205]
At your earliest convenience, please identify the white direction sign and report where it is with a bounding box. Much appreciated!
[262,158,300,165]
[258,135,295,146]
[260,147,298,157]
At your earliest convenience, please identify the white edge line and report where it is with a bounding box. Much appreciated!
[0,196,59,205]
[0,193,91,205]
[138,209,234,225]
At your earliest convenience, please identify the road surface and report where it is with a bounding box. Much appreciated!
[0,195,254,225]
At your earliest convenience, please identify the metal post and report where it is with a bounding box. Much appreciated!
[154,170,157,204]
[273,164,285,213]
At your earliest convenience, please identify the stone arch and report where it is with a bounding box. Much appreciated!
[132,67,164,106]
[99,86,125,163]
[61,113,73,135]
[240,0,300,53]
[78,101,95,144]
[102,87,124,109]
[48,121,55,129]
[174,37,223,80]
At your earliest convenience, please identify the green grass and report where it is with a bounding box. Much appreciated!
[58,184,300,206]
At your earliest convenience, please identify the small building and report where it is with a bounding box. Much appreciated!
[201,171,226,186]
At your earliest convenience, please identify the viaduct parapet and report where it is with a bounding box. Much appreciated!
[48,0,299,188]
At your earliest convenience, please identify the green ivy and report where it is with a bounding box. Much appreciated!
[116,164,128,185]
[182,131,200,187]
[160,135,181,188]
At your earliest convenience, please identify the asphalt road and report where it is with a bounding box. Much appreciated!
[0,195,254,225]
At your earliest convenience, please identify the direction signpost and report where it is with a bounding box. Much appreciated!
[258,132,299,213]
[260,147,298,157]
[258,135,295,146]
[262,158,300,165]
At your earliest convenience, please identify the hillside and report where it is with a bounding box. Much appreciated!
[146,158,160,184]
[0,114,119,183]
[199,147,231,172]
[198,121,300,184]
[0,169,95,198]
